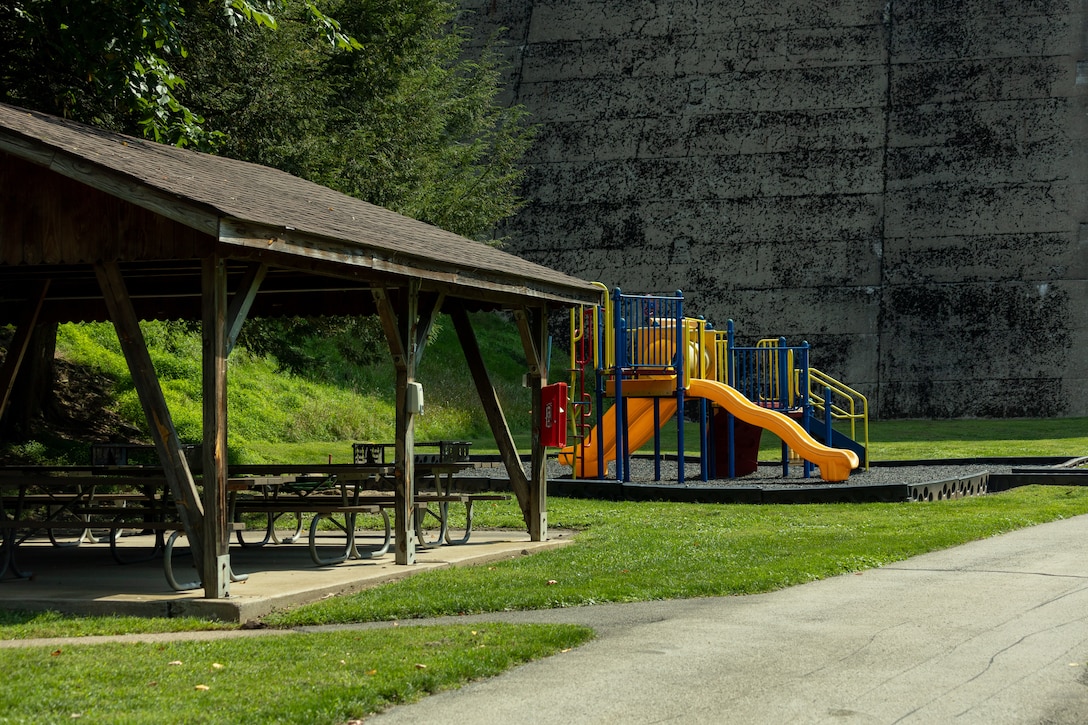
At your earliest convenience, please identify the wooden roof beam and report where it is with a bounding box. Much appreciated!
[451,305,533,530]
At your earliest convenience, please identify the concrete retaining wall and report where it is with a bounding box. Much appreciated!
[459,0,1088,418]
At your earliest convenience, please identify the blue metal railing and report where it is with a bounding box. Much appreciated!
[612,288,685,483]
[612,289,684,373]
[724,320,814,477]
[726,321,810,412]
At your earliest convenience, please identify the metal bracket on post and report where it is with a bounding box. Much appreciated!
[213,554,231,599]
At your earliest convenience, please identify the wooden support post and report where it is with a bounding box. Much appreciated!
[202,255,230,598]
[450,306,533,529]
[94,262,205,582]
[225,262,266,354]
[373,285,420,565]
[516,307,549,542]
[0,280,49,424]
[413,291,444,366]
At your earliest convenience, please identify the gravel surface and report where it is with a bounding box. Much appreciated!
[470,457,1025,489]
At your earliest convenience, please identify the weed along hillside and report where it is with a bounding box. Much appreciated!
[1,312,535,465]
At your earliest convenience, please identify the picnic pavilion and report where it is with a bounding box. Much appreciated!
[0,103,603,599]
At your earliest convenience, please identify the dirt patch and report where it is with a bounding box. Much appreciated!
[0,343,145,461]
[46,357,145,442]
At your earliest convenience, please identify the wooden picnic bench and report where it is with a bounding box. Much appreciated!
[351,440,510,544]
[231,496,388,564]
[0,508,246,592]
[0,466,249,591]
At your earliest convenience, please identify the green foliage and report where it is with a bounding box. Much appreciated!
[2,0,531,231]
[0,0,357,147]
[177,0,533,240]
[0,439,62,465]
[0,624,592,723]
[237,316,388,381]
[315,0,535,238]
[269,485,1088,626]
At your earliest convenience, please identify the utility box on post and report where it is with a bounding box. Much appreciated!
[540,382,568,448]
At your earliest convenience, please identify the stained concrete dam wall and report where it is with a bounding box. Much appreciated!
[459,0,1088,418]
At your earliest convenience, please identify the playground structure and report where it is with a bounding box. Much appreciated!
[558,287,868,483]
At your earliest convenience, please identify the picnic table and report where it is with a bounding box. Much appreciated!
[227,463,394,565]
[350,441,509,545]
[0,443,510,590]
[0,465,187,582]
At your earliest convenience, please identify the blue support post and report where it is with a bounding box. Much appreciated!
[778,336,790,477]
[653,397,661,481]
[674,290,685,484]
[800,343,812,478]
[726,319,736,479]
[777,336,788,409]
[613,289,626,482]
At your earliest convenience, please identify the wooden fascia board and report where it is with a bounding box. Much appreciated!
[218,219,604,309]
[0,131,220,237]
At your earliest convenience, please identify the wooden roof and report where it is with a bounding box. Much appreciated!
[0,103,602,324]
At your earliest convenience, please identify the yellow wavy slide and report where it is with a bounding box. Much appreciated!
[687,378,858,482]
[560,378,859,482]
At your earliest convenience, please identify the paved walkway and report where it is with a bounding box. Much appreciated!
[5,516,1088,723]
[361,514,1088,724]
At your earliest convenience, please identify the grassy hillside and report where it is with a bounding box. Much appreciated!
[29,312,536,464]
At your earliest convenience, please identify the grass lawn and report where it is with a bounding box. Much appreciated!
[3,486,1088,722]
[266,485,1088,626]
[2,415,1086,723]
[0,623,593,724]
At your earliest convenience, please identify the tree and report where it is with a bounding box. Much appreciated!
[0,0,536,425]
[177,0,533,239]
[1,0,531,238]
[0,0,357,147]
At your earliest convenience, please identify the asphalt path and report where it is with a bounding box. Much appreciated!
[364,514,1088,724]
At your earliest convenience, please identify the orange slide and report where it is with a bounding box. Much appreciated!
[559,397,678,478]
[560,378,859,482]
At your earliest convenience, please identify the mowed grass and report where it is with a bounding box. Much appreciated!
[2,487,1087,724]
[5,485,1088,642]
[0,623,593,724]
[267,485,1088,626]
[864,417,1088,460]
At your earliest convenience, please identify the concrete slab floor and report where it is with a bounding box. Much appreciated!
[0,529,574,622]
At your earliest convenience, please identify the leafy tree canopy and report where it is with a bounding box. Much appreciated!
[0,0,358,147]
[177,0,532,239]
